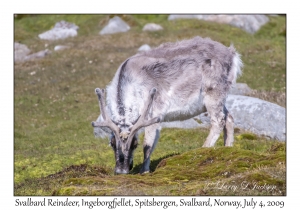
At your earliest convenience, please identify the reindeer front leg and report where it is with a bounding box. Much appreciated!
[140,123,161,174]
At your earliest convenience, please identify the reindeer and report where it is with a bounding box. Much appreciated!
[92,36,242,174]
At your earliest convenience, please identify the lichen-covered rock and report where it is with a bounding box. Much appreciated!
[99,16,130,35]
[53,20,79,30]
[39,20,79,40]
[23,49,51,61]
[162,95,286,141]
[14,42,51,62]
[54,45,70,51]
[225,95,285,141]
[168,15,269,34]
[14,43,31,62]
[142,23,163,31]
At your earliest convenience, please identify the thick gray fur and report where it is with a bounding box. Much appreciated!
[93,36,243,174]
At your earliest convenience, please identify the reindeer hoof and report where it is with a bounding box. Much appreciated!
[140,171,150,175]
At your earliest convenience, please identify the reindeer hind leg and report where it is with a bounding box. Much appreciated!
[202,94,226,147]
[223,106,234,147]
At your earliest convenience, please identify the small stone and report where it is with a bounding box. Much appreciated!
[143,23,163,31]
[100,16,130,35]
[54,45,70,51]
[24,49,51,61]
[14,43,31,63]
[39,20,79,40]
[138,44,151,51]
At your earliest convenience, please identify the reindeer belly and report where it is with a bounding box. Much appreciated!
[162,93,206,122]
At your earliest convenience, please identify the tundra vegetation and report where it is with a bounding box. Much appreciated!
[14,14,286,196]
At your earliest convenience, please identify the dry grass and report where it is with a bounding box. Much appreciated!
[247,90,286,108]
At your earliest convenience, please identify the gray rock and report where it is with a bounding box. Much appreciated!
[14,43,51,62]
[229,83,252,95]
[138,44,151,51]
[168,15,203,20]
[53,20,79,30]
[39,20,79,40]
[24,49,51,61]
[93,95,286,141]
[168,14,269,34]
[100,16,130,35]
[143,23,163,31]
[14,43,31,62]
[161,95,286,141]
[225,95,285,141]
[228,15,269,34]
[161,119,201,129]
[54,45,70,51]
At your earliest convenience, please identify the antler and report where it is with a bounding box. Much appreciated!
[91,88,120,136]
[92,87,161,153]
[125,88,162,151]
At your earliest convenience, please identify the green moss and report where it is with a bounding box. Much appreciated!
[46,144,285,196]
[56,186,77,196]
[17,141,285,196]
[268,142,286,153]
[236,133,257,140]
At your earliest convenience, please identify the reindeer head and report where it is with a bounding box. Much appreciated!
[91,88,161,174]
